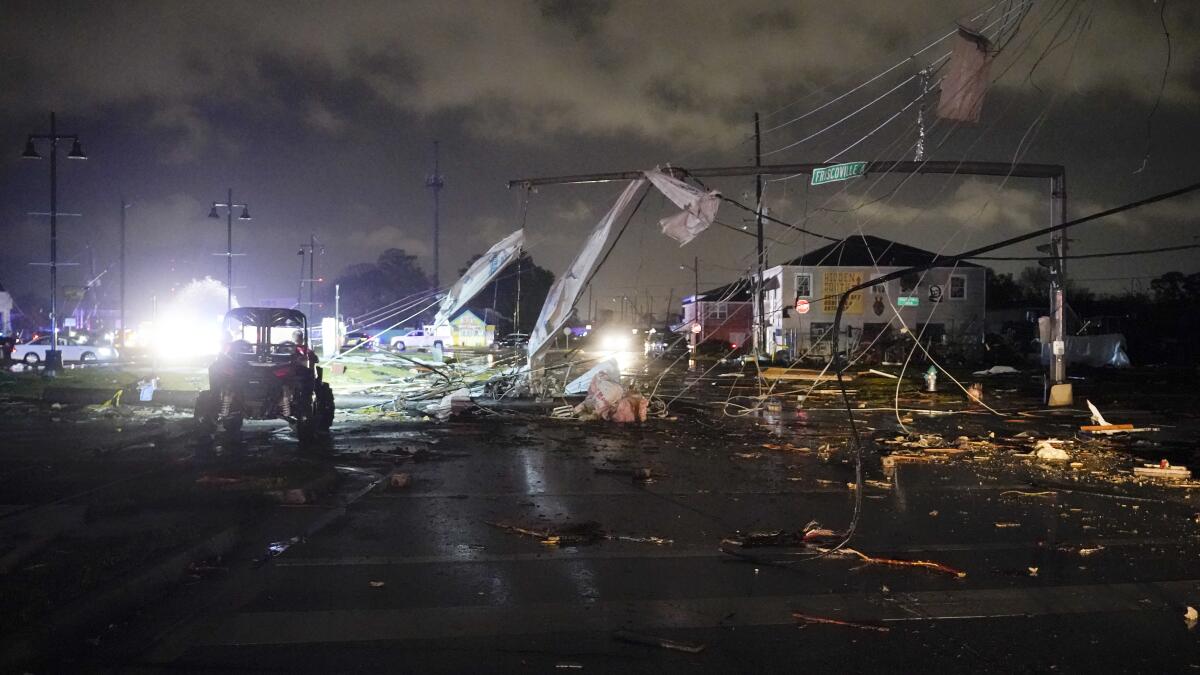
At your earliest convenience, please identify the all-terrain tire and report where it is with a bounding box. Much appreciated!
[314,382,334,431]
[194,390,219,432]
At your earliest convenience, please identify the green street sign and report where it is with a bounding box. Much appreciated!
[811,162,867,186]
[897,296,919,307]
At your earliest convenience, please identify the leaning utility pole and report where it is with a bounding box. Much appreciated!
[426,141,445,289]
[509,159,1071,405]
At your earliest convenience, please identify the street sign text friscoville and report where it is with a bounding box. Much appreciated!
[811,162,867,186]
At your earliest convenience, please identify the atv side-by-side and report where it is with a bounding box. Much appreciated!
[195,307,333,441]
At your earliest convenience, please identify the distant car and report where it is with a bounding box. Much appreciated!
[341,331,377,352]
[491,332,529,351]
[389,328,444,352]
[13,336,119,364]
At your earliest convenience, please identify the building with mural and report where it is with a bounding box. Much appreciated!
[757,235,987,358]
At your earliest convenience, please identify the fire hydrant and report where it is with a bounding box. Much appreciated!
[923,366,938,392]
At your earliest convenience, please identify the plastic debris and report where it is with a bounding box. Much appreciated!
[613,630,706,653]
[1034,439,1070,462]
[573,370,647,423]
[426,387,472,420]
[972,365,1020,376]
[564,358,620,395]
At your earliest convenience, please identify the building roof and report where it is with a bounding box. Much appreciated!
[782,235,980,268]
[685,278,753,304]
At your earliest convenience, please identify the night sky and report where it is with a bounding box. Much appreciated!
[1,0,1197,324]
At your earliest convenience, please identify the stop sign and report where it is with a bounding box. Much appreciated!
[795,298,810,314]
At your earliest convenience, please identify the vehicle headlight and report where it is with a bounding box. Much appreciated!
[599,333,630,351]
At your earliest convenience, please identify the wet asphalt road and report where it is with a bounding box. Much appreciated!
[67,397,1200,674]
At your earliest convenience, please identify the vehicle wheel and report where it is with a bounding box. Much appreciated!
[194,390,219,432]
[23,352,40,365]
[395,341,406,352]
[314,382,334,431]
[295,417,315,444]
[80,352,96,363]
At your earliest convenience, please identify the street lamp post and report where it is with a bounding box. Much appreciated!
[22,112,87,375]
[119,198,130,349]
[680,257,701,342]
[208,188,251,311]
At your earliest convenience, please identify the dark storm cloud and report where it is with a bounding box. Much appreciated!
[0,0,1197,313]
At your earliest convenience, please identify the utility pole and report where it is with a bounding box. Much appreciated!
[119,198,130,349]
[297,234,322,315]
[510,159,1071,404]
[915,67,931,162]
[754,112,766,356]
[514,254,522,332]
[207,189,251,312]
[1049,173,1069,403]
[426,141,445,289]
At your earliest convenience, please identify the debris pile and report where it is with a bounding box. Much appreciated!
[487,520,671,547]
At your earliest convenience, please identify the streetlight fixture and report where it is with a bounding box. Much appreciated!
[208,189,251,311]
[22,112,87,375]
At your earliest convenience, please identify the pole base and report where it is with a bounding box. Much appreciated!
[1048,383,1073,407]
[44,349,64,377]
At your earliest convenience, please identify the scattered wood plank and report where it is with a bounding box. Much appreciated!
[1133,465,1191,480]
[613,629,706,653]
[922,447,969,456]
[1081,423,1134,432]
[761,367,853,382]
[792,612,890,632]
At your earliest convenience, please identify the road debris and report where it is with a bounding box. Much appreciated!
[1186,606,1199,630]
[613,629,706,653]
[486,521,672,547]
[792,612,890,632]
[594,466,658,482]
[1034,439,1070,462]
[1133,463,1191,481]
[972,365,1020,376]
[573,370,648,423]
[388,471,411,489]
[1000,490,1058,499]
[830,547,967,578]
